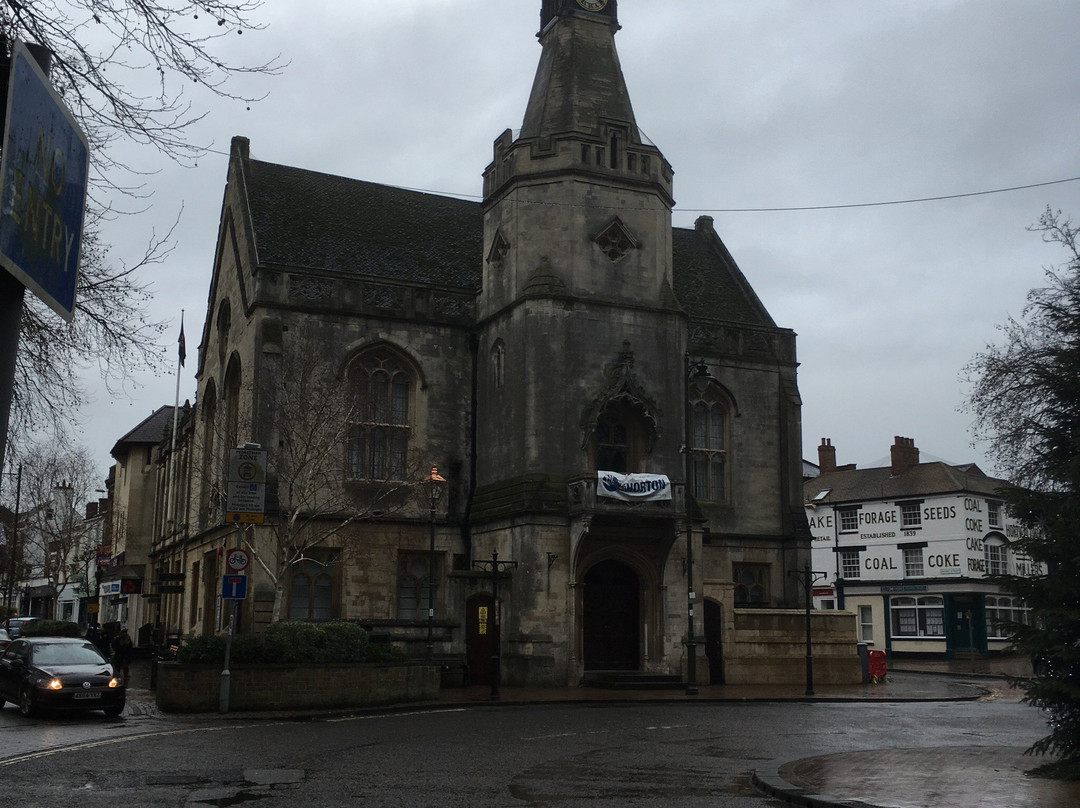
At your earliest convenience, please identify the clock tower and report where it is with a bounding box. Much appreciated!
[541,0,618,29]
[476,1,683,504]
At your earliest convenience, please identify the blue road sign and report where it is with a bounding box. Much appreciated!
[0,41,89,322]
[221,574,248,600]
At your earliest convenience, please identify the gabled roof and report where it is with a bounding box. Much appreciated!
[803,461,1008,505]
[236,150,781,329]
[672,220,778,328]
[110,406,176,459]
[242,158,483,290]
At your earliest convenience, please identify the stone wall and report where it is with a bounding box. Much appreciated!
[725,608,862,685]
[156,662,439,713]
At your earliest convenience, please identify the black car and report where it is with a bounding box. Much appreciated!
[0,637,126,717]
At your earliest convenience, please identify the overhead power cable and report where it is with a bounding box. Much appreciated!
[219,142,1080,213]
[394,174,1080,213]
[678,175,1080,213]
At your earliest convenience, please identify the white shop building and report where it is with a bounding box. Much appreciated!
[804,437,1039,658]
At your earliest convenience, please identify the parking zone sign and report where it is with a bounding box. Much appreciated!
[226,447,267,523]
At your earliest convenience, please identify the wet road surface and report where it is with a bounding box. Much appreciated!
[0,698,1050,807]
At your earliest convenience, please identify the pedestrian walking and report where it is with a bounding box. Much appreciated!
[112,629,134,680]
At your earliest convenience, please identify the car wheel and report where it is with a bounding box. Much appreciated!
[18,686,36,717]
[102,701,125,718]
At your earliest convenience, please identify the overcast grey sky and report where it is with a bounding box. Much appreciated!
[64,0,1080,483]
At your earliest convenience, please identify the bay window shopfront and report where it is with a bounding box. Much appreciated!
[839,587,1028,658]
[890,595,945,639]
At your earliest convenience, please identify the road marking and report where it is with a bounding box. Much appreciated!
[326,708,466,723]
[0,722,289,767]
[1,707,470,764]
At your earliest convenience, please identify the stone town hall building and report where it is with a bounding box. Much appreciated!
[152,0,858,686]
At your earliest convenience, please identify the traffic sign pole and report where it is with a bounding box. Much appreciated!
[219,522,245,714]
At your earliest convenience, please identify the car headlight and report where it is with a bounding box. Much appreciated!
[108,678,120,688]
[42,677,63,690]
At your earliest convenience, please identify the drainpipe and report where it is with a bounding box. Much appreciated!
[461,332,479,567]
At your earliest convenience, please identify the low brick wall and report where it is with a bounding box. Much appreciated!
[156,662,440,713]
[725,608,862,685]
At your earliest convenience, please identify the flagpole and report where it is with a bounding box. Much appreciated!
[166,311,185,526]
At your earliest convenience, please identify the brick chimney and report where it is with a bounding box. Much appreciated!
[818,438,837,473]
[891,436,920,475]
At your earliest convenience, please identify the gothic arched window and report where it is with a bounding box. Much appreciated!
[216,300,231,366]
[691,386,728,501]
[397,553,434,620]
[592,400,650,474]
[288,556,334,620]
[347,349,412,480]
[595,413,629,473]
[490,340,506,389]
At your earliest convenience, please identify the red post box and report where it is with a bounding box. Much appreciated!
[868,649,887,683]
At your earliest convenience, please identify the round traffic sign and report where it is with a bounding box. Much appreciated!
[226,548,250,572]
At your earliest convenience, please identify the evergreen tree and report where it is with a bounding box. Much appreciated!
[966,207,1080,778]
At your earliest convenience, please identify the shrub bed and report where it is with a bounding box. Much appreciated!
[175,620,404,665]
[20,619,83,638]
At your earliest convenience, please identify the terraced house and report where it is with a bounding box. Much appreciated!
[149,0,859,687]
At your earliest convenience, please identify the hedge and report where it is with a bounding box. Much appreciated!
[19,619,83,638]
[175,620,405,665]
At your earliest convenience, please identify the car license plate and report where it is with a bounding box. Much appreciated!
[73,692,101,700]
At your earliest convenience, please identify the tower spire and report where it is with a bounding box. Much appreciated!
[525,0,633,142]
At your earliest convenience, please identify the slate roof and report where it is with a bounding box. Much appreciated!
[243,159,482,289]
[672,224,777,328]
[804,461,1009,506]
[110,406,176,458]
[240,156,778,328]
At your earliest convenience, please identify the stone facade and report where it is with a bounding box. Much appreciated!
[148,2,852,687]
[156,662,439,713]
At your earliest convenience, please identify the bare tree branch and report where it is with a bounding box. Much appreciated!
[3,1,281,453]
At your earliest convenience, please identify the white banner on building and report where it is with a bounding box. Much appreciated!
[597,471,672,502]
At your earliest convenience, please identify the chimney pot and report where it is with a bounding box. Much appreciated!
[891,435,920,475]
[818,437,837,474]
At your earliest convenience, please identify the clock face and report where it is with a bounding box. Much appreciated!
[575,0,608,11]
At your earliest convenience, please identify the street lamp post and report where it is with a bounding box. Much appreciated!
[473,550,518,700]
[422,465,446,662]
[683,355,715,696]
[788,563,827,696]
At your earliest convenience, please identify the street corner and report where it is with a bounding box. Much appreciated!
[752,757,878,808]
[754,745,1080,808]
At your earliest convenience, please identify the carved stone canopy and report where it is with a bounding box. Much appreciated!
[580,341,661,451]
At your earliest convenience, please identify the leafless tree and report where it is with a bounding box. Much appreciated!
[194,342,418,623]
[1,1,281,170]
[2,1,281,451]
[15,444,102,616]
[12,215,173,449]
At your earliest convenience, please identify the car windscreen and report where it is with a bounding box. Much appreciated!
[31,642,108,667]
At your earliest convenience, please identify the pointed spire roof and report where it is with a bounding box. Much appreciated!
[521,5,639,143]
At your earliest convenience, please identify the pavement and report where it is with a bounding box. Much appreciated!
[120,654,1078,808]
